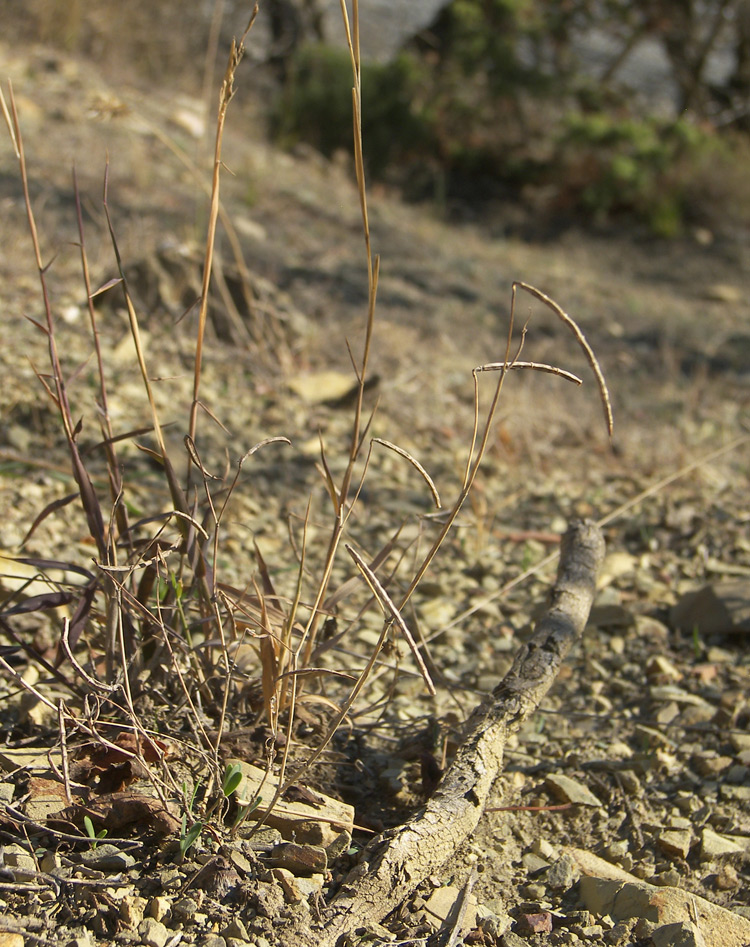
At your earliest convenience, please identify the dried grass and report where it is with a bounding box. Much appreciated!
[0,2,614,846]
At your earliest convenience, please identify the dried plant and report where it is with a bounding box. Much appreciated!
[0,0,613,845]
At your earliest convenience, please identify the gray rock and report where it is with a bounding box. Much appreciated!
[79,844,136,872]
[221,919,249,941]
[700,828,746,860]
[545,773,603,807]
[172,898,200,923]
[657,829,692,860]
[547,853,579,890]
[138,919,169,947]
[651,921,707,947]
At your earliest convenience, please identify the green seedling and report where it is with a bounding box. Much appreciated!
[222,762,244,798]
[83,815,108,849]
[232,792,262,832]
[179,813,203,858]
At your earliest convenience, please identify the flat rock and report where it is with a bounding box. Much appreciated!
[268,842,327,875]
[423,884,477,933]
[652,921,707,947]
[228,759,354,847]
[578,878,750,947]
[657,829,692,860]
[700,828,747,860]
[545,774,603,807]
[670,581,750,636]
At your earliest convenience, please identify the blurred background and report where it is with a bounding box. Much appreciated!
[5,0,750,239]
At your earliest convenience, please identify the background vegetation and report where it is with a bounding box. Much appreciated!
[6,0,750,232]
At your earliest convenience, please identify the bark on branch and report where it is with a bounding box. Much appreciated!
[293,519,605,947]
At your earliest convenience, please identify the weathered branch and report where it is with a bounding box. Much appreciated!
[289,519,604,947]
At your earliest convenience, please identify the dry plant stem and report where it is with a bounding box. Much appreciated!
[315,520,605,946]
[513,282,613,436]
[72,168,130,547]
[188,8,258,461]
[5,82,108,564]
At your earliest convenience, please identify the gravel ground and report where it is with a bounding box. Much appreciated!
[0,31,749,947]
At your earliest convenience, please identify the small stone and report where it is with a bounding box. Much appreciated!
[547,854,579,890]
[651,920,707,947]
[80,844,137,872]
[227,848,254,875]
[727,764,750,783]
[1,847,36,877]
[580,926,604,938]
[119,896,148,928]
[325,830,352,861]
[268,842,327,875]
[602,840,630,861]
[705,283,742,303]
[652,868,682,887]
[422,885,478,932]
[604,920,636,945]
[517,912,553,934]
[295,873,325,899]
[172,898,200,923]
[691,754,733,778]
[239,827,283,851]
[138,918,168,947]
[271,867,302,902]
[649,686,713,708]
[646,655,682,681]
[729,732,750,753]
[477,906,512,939]
[531,839,558,860]
[655,701,681,725]
[720,784,750,803]
[499,930,527,947]
[519,883,546,900]
[545,774,603,807]
[700,827,746,860]
[147,897,172,922]
[714,864,740,891]
[618,771,642,796]
[521,852,550,874]
[221,919,249,942]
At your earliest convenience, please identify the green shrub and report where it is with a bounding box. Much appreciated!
[272,44,434,178]
[556,114,724,236]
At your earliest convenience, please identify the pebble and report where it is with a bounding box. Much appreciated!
[651,920,706,947]
[172,898,201,923]
[720,784,750,803]
[119,896,148,928]
[80,844,136,872]
[547,854,579,890]
[700,828,746,860]
[521,852,550,874]
[691,754,733,777]
[138,919,168,947]
[221,920,249,941]
[147,897,172,922]
[545,774,603,807]
[267,842,327,875]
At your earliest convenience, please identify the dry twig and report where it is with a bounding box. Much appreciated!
[284,519,605,946]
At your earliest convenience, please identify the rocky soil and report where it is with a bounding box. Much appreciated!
[1,28,750,947]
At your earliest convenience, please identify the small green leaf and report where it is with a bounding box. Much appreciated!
[179,820,203,857]
[222,762,243,798]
